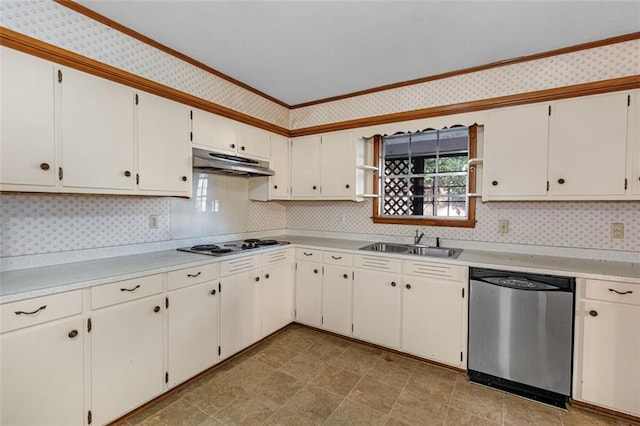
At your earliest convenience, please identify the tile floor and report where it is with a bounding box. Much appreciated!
[115,324,636,426]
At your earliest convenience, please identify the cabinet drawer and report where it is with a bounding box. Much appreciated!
[585,279,640,306]
[353,255,401,273]
[263,248,293,266]
[1,290,82,333]
[91,274,163,309]
[167,263,218,291]
[323,251,352,266]
[220,254,261,277]
[402,260,466,282]
[296,248,322,261]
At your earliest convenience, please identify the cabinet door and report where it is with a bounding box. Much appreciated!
[60,67,135,190]
[270,135,290,198]
[91,295,164,426]
[262,262,294,336]
[402,277,464,366]
[321,132,356,198]
[191,109,237,155]
[291,135,321,197]
[220,271,261,359]
[137,91,190,193]
[353,269,401,349]
[294,261,323,327]
[0,47,56,187]
[0,317,84,426]
[237,124,270,160]
[322,265,352,336]
[167,281,219,388]
[549,92,629,196]
[581,301,640,415]
[485,104,549,197]
[633,91,640,195]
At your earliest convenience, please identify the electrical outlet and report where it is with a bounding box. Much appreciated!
[149,215,159,229]
[339,214,346,224]
[498,219,509,234]
[610,223,624,239]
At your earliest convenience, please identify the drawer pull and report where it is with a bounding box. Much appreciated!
[608,288,633,295]
[68,329,78,339]
[187,272,202,278]
[15,305,47,316]
[303,252,313,256]
[120,284,141,292]
[331,256,342,260]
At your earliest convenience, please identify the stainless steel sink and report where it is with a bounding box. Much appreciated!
[359,242,462,259]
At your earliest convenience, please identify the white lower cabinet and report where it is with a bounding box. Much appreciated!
[574,279,640,417]
[0,316,85,426]
[262,261,294,336]
[167,281,219,388]
[220,270,262,359]
[295,260,323,327]
[321,265,353,335]
[352,269,401,349]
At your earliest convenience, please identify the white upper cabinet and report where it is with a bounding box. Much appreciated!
[236,123,271,160]
[269,134,291,198]
[190,109,238,155]
[548,92,629,197]
[137,91,191,195]
[632,91,640,195]
[320,131,356,198]
[485,103,549,198]
[0,47,56,188]
[60,67,135,190]
[291,135,322,197]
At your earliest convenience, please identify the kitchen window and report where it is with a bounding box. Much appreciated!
[372,125,477,227]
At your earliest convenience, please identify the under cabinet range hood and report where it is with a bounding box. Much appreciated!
[192,148,274,177]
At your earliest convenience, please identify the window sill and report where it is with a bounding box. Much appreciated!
[372,217,476,228]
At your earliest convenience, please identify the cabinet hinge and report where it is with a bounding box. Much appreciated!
[165,297,169,309]
[218,346,221,356]
[322,266,325,275]
[352,324,354,332]
[87,318,92,333]
[57,69,62,83]
[190,131,193,142]
[295,262,297,271]
[352,271,355,280]
[628,95,631,107]
[136,173,140,185]
[462,288,465,298]
[624,178,628,190]
[548,105,551,116]
[87,410,92,425]
[460,352,463,362]
[58,167,63,181]
[190,110,193,120]
[321,316,323,325]
[218,282,221,293]
[135,94,139,105]
[546,181,549,191]
[165,372,169,384]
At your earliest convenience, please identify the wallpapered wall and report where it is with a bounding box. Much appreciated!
[0,2,637,258]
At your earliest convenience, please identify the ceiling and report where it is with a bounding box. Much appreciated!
[77,1,640,106]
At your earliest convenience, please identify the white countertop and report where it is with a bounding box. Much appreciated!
[1,235,638,304]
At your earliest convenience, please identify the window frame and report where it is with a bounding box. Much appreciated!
[372,125,477,228]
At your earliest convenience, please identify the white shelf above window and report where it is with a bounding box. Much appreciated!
[356,165,378,171]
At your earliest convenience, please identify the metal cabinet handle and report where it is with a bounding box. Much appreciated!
[255,276,260,282]
[181,176,187,182]
[391,281,396,287]
[343,274,348,279]
[589,310,598,317]
[120,284,140,292]
[124,171,131,177]
[210,289,216,295]
[187,272,201,278]
[491,180,498,186]
[265,274,270,279]
[68,330,78,339]
[230,144,236,149]
[312,185,317,190]
[40,163,50,171]
[608,288,633,295]
[313,269,319,274]
[303,252,313,256]
[240,146,245,151]
[15,305,47,316]
[274,185,278,189]
[345,184,350,189]
[558,178,565,184]
[154,306,161,313]
[331,256,342,260]
[405,284,411,290]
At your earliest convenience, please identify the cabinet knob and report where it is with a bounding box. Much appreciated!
[391,281,396,287]
[210,289,216,295]
[405,284,411,290]
[240,146,245,151]
[181,176,187,182]
[124,171,131,177]
[274,185,278,189]
[154,306,161,313]
[40,163,50,171]
[265,274,270,279]
[491,180,498,186]
[255,276,260,282]
[589,310,598,317]
[345,184,350,189]
[313,269,319,274]
[558,178,565,184]
[230,144,236,149]
[343,274,348,279]
[68,329,78,339]
[312,185,317,190]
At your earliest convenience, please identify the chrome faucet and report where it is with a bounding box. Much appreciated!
[414,229,425,245]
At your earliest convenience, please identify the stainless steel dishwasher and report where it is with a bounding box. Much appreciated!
[468,267,575,408]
